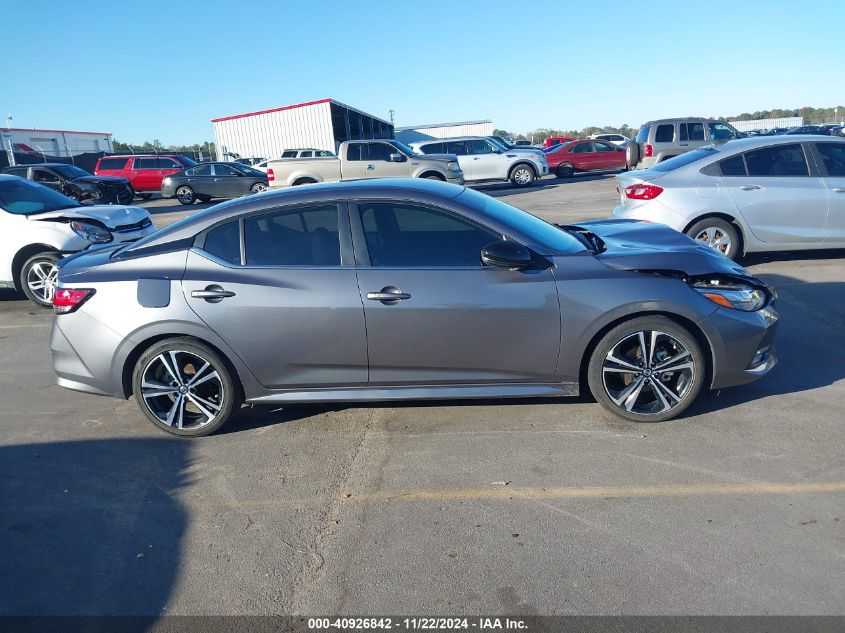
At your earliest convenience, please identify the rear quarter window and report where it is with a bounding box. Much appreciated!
[97,158,128,170]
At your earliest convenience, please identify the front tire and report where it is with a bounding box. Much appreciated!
[509,164,535,187]
[175,185,196,205]
[132,338,241,437]
[20,252,61,308]
[685,218,740,260]
[587,316,704,423]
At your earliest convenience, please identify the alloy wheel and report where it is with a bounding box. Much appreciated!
[694,227,732,256]
[513,168,532,185]
[140,350,224,431]
[601,330,696,416]
[26,261,59,304]
[251,183,268,193]
[176,186,194,204]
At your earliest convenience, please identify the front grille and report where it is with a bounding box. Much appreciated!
[113,217,153,233]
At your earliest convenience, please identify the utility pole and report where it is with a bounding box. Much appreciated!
[389,109,394,125]
[3,114,15,166]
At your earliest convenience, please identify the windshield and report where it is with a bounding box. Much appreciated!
[50,165,91,180]
[491,136,514,149]
[388,140,422,158]
[649,147,720,172]
[456,188,586,255]
[0,178,80,215]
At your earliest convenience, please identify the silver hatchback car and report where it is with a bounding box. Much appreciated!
[51,179,778,437]
[613,136,845,260]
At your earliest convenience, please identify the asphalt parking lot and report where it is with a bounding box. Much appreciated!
[1,173,843,617]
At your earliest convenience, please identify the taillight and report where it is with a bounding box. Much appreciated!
[644,144,653,157]
[267,168,274,182]
[624,184,664,200]
[53,288,95,315]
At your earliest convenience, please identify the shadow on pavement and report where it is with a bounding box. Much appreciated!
[0,439,190,618]
[475,172,618,199]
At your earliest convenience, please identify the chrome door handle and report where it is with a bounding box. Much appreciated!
[367,286,412,304]
[833,188,845,193]
[367,164,376,171]
[739,184,762,191]
[191,285,236,303]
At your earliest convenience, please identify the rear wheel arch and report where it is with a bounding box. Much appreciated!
[12,243,61,292]
[121,333,245,402]
[418,171,445,181]
[682,213,746,255]
[291,176,318,186]
[577,310,714,395]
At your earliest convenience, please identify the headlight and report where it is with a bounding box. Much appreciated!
[70,220,112,244]
[692,280,767,311]
[447,161,460,171]
[163,177,172,185]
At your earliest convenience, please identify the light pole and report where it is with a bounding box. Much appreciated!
[3,114,15,167]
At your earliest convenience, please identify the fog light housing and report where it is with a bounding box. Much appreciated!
[750,345,770,368]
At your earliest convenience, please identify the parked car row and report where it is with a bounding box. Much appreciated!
[2,163,135,205]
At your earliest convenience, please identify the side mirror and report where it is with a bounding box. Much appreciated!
[389,152,405,163]
[481,240,532,269]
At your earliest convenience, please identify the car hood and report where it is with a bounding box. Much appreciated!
[567,219,756,279]
[73,175,130,186]
[30,204,151,229]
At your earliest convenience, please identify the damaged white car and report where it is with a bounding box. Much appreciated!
[0,174,156,307]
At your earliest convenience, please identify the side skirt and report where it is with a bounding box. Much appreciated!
[246,382,579,405]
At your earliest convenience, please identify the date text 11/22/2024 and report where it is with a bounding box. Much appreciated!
[308,617,528,630]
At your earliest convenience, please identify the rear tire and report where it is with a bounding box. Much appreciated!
[509,164,535,187]
[175,185,196,205]
[132,337,241,437]
[250,182,268,194]
[20,251,61,308]
[685,217,740,260]
[556,163,575,178]
[587,316,705,423]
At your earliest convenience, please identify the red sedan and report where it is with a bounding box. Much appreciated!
[544,139,627,178]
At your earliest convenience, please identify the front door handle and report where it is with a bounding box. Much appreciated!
[832,187,845,193]
[739,184,762,191]
[367,286,412,304]
[191,284,236,303]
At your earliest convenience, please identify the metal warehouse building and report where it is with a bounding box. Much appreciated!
[395,120,493,145]
[211,99,394,161]
[0,127,113,158]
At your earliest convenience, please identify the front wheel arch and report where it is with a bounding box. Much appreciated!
[682,213,746,257]
[578,310,713,396]
[508,162,537,180]
[11,243,62,292]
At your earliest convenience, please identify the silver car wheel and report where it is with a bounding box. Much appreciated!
[176,186,194,204]
[140,350,224,431]
[601,330,696,416]
[251,183,267,193]
[26,261,58,303]
[513,168,532,185]
[694,227,732,256]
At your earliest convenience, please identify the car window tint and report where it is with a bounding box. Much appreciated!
[469,139,494,155]
[655,124,674,143]
[420,142,444,154]
[815,143,845,177]
[719,154,747,176]
[358,202,498,268]
[97,158,128,170]
[367,143,393,161]
[33,169,60,183]
[158,158,181,169]
[316,151,333,157]
[281,151,297,158]
[346,143,363,161]
[202,221,241,265]
[571,142,593,154]
[134,157,158,169]
[243,204,340,266]
[709,122,737,140]
[187,164,212,176]
[4,167,28,177]
[213,164,240,176]
[446,141,469,155]
[745,144,809,177]
[299,151,313,158]
[594,142,615,152]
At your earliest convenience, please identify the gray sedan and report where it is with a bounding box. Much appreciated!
[51,179,778,437]
[161,162,268,205]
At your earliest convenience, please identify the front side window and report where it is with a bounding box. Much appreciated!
[469,139,494,155]
[680,123,705,141]
[158,158,181,169]
[243,204,340,266]
[367,143,393,161]
[202,221,241,265]
[744,144,809,177]
[594,141,615,152]
[134,157,158,169]
[187,164,212,176]
[299,151,313,158]
[655,124,675,143]
[358,202,499,268]
[33,169,60,183]
[709,122,737,140]
[815,142,845,177]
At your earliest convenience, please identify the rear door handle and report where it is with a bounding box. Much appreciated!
[367,286,412,304]
[739,184,762,191]
[191,284,236,303]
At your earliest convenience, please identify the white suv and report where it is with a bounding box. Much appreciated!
[410,136,548,187]
[0,175,155,306]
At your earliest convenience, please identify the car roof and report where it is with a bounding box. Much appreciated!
[642,118,719,125]
[414,136,486,143]
[102,154,183,159]
[713,135,845,151]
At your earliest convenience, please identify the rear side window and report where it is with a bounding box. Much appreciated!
[446,141,469,155]
[744,144,809,177]
[299,151,313,158]
[655,124,675,143]
[346,143,364,161]
[243,204,340,266]
[635,125,651,143]
[815,143,845,177]
[202,221,241,265]
[134,158,157,169]
[719,154,747,176]
[97,158,128,170]
[186,164,212,176]
[420,142,445,154]
[571,142,593,154]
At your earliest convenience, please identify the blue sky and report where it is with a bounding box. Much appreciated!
[2,0,841,145]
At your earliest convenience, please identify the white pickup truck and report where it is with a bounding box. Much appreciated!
[267,139,464,188]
